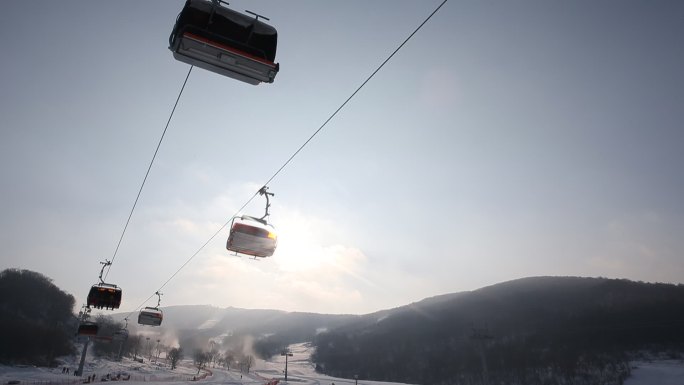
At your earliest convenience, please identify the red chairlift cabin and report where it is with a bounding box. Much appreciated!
[94,336,113,344]
[227,216,278,258]
[138,307,163,327]
[77,322,99,336]
[226,187,277,258]
[169,0,279,85]
[87,283,122,310]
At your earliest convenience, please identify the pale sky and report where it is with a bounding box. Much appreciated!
[1,0,683,316]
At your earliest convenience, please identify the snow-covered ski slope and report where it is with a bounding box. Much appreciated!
[624,360,684,385]
[2,343,683,385]
[0,343,410,385]
[251,343,410,385]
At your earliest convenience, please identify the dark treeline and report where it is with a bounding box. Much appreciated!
[313,277,684,385]
[0,269,76,366]
[90,316,177,364]
[90,315,126,358]
[253,334,290,358]
[166,307,354,361]
[250,312,352,358]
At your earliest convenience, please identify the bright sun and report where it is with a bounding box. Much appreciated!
[272,215,331,272]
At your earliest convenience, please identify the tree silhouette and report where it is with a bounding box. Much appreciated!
[0,268,76,366]
[168,347,183,370]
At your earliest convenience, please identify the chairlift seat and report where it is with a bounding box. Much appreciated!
[226,217,277,258]
[138,307,163,327]
[77,322,99,336]
[87,283,122,310]
[169,0,279,84]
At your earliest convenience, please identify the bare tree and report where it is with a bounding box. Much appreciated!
[193,349,208,374]
[128,335,142,360]
[168,347,183,370]
[224,352,234,370]
[245,355,253,373]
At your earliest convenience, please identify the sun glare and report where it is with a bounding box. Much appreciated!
[274,216,330,272]
[271,211,365,276]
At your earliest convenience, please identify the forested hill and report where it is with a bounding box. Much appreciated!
[312,276,684,385]
[0,269,76,365]
[123,305,358,356]
[4,269,684,385]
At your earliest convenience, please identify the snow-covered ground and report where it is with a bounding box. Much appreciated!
[624,360,684,385]
[251,342,410,385]
[3,344,683,385]
[0,342,409,385]
[0,356,207,385]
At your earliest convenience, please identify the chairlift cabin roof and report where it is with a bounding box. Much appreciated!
[226,216,277,258]
[77,322,99,336]
[169,0,279,84]
[138,307,163,327]
[87,283,122,310]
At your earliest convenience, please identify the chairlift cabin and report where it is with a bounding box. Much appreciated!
[226,216,278,258]
[169,0,279,85]
[113,329,129,341]
[77,322,99,336]
[87,283,122,310]
[94,336,113,344]
[138,307,163,327]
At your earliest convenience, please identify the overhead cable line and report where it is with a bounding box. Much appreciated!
[122,190,262,321]
[263,0,448,188]
[104,66,194,281]
[126,0,449,314]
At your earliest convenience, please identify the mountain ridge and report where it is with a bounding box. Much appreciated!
[311,276,684,384]
[108,276,684,384]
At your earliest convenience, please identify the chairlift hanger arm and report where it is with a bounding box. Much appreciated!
[155,291,163,308]
[258,186,274,220]
[98,260,112,284]
[78,304,92,321]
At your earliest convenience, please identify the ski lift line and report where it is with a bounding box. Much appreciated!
[262,0,448,189]
[117,0,448,319]
[103,65,195,281]
[119,190,262,322]
[154,190,259,291]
